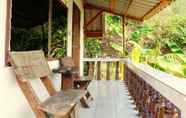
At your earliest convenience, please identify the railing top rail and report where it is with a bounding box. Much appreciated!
[124,60,186,116]
[126,62,186,96]
[82,58,124,62]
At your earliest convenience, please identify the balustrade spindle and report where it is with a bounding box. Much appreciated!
[124,64,182,118]
[115,61,119,80]
[88,62,94,80]
[97,62,101,80]
[106,62,111,80]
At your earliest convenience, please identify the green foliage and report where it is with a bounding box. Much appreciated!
[166,42,184,54]
[149,54,186,78]
[11,27,47,51]
[11,16,67,57]
[105,13,122,36]
[129,41,142,63]
[110,42,123,53]
[50,16,67,57]
[84,38,101,57]
[51,29,67,57]
[129,41,186,78]
[127,0,186,78]
[130,25,153,42]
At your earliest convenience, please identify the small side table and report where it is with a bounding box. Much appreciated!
[58,67,79,90]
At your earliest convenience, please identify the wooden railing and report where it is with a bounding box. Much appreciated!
[124,60,186,118]
[82,58,124,80]
[83,58,186,117]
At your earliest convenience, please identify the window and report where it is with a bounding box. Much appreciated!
[6,0,68,65]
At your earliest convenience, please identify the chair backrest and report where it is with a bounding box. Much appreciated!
[10,50,56,118]
[10,50,51,79]
[60,57,75,68]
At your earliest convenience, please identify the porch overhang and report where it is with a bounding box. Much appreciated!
[84,0,173,21]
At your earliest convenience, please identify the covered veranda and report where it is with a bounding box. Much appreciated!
[1,0,186,118]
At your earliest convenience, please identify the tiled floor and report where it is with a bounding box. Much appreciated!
[79,80,140,118]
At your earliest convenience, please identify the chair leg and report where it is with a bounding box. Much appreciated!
[75,106,79,118]
[70,106,78,118]
[80,96,89,108]
[71,109,76,118]
[85,91,91,99]
[85,91,93,101]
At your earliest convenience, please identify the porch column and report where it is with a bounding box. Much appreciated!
[122,16,126,80]
[66,0,84,76]
[72,0,84,76]
[67,0,73,57]
[122,16,126,57]
[79,1,84,76]
[0,0,12,67]
[48,0,53,57]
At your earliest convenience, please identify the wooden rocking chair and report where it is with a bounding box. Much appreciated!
[10,50,88,118]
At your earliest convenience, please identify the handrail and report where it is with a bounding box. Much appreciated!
[82,58,124,80]
[126,62,186,96]
[83,57,186,117]
[82,58,124,62]
[124,60,186,118]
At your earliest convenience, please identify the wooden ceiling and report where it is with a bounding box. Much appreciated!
[84,0,173,21]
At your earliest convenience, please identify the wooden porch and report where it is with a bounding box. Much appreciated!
[79,80,139,118]
[79,59,186,118]
[1,0,185,118]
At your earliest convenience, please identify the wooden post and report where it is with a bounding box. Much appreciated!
[48,0,53,57]
[122,16,126,80]
[72,3,81,71]
[40,76,56,96]
[41,25,45,50]
[106,62,111,80]
[88,62,94,80]
[97,62,101,80]
[115,61,119,80]
[122,16,126,57]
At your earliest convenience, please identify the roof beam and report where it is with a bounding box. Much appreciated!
[109,0,115,12]
[142,0,172,20]
[84,9,103,30]
[123,0,134,16]
[84,3,142,21]
[84,3,122,16]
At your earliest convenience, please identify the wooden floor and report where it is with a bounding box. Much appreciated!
[78,80,140,118]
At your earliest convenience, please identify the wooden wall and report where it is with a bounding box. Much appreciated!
[84,8,104,37]
[0,0,11,67]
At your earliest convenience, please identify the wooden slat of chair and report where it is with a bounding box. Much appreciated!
[39,89,85,117]
[16,78,46,118]
[40,76,57,96]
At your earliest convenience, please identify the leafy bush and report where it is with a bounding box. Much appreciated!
[84,38,101,57]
